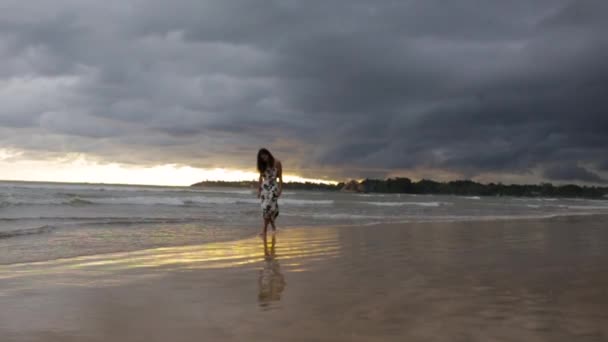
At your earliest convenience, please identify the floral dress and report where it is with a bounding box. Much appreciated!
[260,166,279,220]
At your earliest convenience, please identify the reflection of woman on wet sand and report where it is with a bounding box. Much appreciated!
[258,234,286,307]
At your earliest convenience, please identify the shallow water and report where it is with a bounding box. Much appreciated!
[2,181,608,264]
[1,216,607,341]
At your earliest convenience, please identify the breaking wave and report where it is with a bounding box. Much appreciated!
[362,201,443,207]
[0,225,55,239]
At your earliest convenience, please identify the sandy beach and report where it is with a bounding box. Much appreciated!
[1,215,608,341]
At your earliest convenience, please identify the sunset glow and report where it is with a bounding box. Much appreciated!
[0,152,336,186]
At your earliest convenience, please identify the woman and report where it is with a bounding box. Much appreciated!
[257,148,283,236]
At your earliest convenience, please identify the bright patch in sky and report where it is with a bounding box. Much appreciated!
[0,151,335,186]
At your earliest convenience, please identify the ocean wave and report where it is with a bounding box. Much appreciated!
[1,197,97,207]
[282,212,385,220]
[109,196,334,207]
[285,211,608,226]
[362,201,442,207]
[401,212,607,223]
[0,216,201,226]
[0,225,55,239]
[558,205,608,210]
[0,195,334,208]
[515,197,560,202]
[281,199,334,206]
[73,217,206,226]
[0,196,251,207]
[188,188,255,195]
[65,198,95,205]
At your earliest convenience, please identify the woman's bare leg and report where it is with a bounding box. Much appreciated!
[269,217,277,232]
[260,218,270,236]
[262,233,269,256]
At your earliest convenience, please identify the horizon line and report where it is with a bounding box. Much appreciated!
[2,177,607,189]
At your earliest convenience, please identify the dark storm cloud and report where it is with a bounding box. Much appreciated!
[543,164,607,184]
[1,0,607,183]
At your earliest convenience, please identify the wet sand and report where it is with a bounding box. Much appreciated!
[1,215,608,341]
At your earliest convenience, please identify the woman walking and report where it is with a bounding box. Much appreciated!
[257,148,283,236]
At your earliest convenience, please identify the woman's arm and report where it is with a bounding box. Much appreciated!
[277,161,283,196]
[257,174,262,198]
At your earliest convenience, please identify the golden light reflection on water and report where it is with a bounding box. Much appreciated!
[0,228,341,294]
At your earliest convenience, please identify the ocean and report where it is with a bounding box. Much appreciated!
[2,180,608,264]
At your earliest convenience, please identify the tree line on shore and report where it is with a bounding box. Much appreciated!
[191,178,608,199]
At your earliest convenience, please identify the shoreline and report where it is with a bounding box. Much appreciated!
[2,212,608,267]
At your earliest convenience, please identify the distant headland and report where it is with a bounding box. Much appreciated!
[191,178,608,199]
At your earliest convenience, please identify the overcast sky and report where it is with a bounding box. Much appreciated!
[1,0,607,184]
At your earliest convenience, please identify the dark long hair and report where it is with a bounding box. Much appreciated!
[257,148,275,174]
